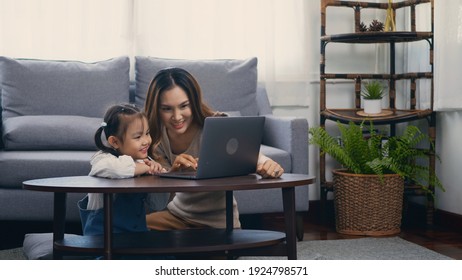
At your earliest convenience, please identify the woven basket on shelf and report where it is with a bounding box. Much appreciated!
[332,169,404,236]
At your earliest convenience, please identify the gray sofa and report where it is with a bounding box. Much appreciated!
[0,56,309,228]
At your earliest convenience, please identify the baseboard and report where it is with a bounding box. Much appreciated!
[434,208,462,233]
[307,199,462,233]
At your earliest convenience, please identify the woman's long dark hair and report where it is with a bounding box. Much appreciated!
[144,67,215,150]
[94,104,145,156]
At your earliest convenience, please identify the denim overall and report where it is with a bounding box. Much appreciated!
[78,193,148,236]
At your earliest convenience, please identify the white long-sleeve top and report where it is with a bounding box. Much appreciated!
[86,151,136,210]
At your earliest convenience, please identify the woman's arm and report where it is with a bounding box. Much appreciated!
[256,153,284,179]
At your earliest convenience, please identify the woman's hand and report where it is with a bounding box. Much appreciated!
[256,158,284,179]
[170,154,198,172]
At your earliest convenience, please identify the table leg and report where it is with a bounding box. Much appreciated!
[103,193,113,260]
[53,192,67,260]
[225,190,233,232]
[282,187,297,260]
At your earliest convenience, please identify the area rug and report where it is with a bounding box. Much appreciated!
[0,247,26,260]
[296,236,452,260]
[244,237,452,260]
[0,237,452,260]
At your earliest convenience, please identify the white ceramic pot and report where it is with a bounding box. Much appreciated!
[363,99,382,114]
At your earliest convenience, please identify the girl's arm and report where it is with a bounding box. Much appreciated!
[134,161,151,176]
[89,152,136,179]
[141,158,167,175]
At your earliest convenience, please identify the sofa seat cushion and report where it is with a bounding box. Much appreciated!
[3,116,101,150]
[135,57,259,116]
[0,188,85,221]
[235,147,307,214]
[235,186,309,214]
[0,150,94,188]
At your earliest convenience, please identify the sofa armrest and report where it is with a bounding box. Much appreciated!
[0,88,3,149]
[262,115,308,174]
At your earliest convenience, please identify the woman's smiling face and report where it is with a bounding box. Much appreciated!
[159,85,194,137]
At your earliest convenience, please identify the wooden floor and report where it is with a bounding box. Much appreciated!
[241,207,462,260]
[3,205,462,259]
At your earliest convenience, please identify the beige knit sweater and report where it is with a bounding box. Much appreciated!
[155,125,241,228]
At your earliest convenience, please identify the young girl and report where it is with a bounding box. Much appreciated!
[78,104,168,236]
[144,68,284,230]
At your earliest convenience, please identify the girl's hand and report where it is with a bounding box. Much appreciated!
[144,159,167,174]
[256,158,284,179]
[170,154,198,172]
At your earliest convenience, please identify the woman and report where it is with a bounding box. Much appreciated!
[144,67,284,230]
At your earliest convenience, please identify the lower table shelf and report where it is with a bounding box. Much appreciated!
[54,229,286,257]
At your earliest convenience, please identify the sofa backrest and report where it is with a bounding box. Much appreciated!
[134,56,259,116]
[0,56,130,150]
[0,56,264,150]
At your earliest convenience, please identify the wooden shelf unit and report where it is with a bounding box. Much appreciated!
[319,0,436,225]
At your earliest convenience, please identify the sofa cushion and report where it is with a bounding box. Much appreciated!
[23,233,83,260]
[0,56,130,120]
[2,115,101,150]
[0,88,3,148]
[0,150,93,189]
[135,57,259,116]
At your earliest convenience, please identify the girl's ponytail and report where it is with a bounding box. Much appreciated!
[94,125,118,156]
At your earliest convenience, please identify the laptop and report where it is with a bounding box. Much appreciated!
[160,116,265,180]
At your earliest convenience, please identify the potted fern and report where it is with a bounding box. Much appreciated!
[361,80,386,114]
[309,121,443,236]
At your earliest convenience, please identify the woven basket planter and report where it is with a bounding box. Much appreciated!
[332,169,404,236]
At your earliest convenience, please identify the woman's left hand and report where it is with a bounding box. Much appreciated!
[256,158,284,179]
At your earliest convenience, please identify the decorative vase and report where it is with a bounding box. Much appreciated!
[363,99,382,114]
[332,169,404,236]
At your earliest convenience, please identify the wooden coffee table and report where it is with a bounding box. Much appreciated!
[23,173,315,259]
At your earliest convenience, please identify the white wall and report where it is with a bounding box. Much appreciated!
[436,112,462,215]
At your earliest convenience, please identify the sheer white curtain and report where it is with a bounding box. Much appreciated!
[0,0,132,61]
[0,0,310,103]
[134,0,311,102]
[434,0,462,111]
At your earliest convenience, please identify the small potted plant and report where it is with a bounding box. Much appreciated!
[361,80,386,114]
[309,121,444,235]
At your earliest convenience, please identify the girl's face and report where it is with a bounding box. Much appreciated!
[116,117,152,160]
[159,86,194,137]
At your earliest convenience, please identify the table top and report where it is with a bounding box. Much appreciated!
[23,173,315,193]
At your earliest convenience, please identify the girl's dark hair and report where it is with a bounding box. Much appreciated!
[144,67,214,150]
[94,103,145,156]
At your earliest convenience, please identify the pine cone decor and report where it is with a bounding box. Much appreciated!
[368,19,384,32]
[359,22,368,32]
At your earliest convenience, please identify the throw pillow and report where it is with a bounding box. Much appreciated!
[0,56,130,150]
[0,56,130,120]
[23,232,82,260]
[3,115,101,150]
[134,57,259,116]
